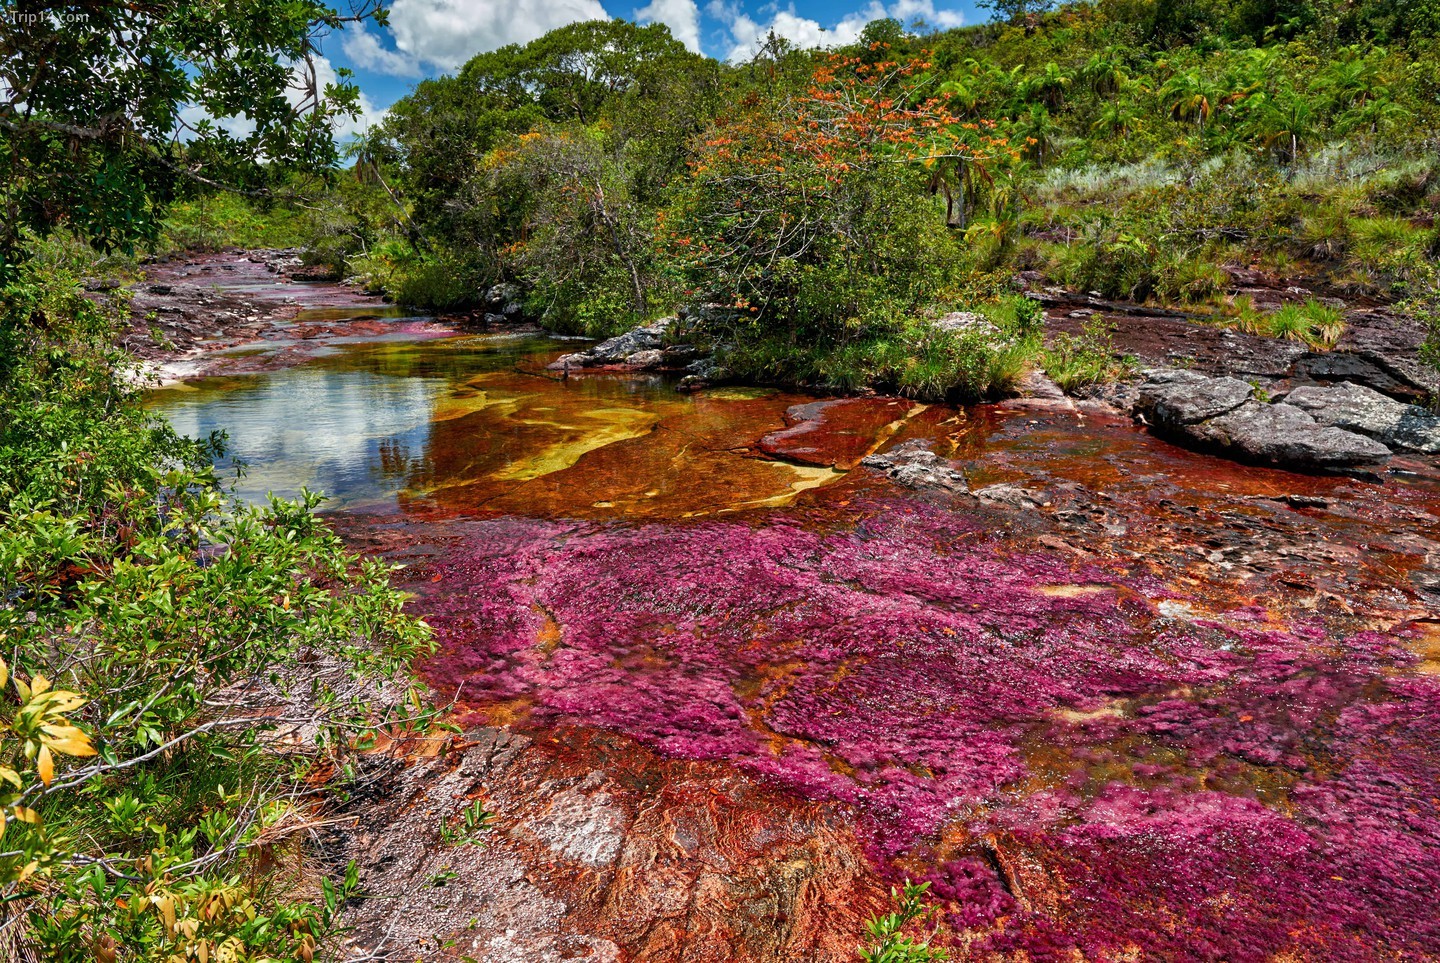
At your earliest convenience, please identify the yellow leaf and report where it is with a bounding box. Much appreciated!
[41,725,96,757]
[0,657,7,691]
[31,675,50,696]
[0,809,7,840]
[0,766,21,788]
[13,806,41,824]
[39,691,86,714]
[37,745,53,786]
[16,860,38,882]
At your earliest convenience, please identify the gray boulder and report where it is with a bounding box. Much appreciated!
[1136,369,1254,424]
[1285,382,1440,454]
[623,349,664,369]
[483,282,523,309]
[974,483,1050,509]
[1135,369,1391,470]
[1190,400,1391,469]
[549,317,676,370]
[861,441,968,493]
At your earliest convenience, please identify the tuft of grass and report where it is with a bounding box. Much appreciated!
[1042,317,1134,392]
[1297,201,1355,262]
[1157,253,1229,304]
[1233,298,1345,349]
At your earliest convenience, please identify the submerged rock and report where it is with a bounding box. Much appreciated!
[760,398,919,469]
[1135,369,1391,470]
[1286,381,1440,454]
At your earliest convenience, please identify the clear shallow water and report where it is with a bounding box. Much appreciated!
[149,331,830,517]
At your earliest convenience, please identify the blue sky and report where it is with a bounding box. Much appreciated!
[314,0,988,127]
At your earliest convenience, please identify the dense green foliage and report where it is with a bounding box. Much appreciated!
[302,0,1438,396]
[0,5,437,958]
[0,237,434,960]
[0,0,381,271]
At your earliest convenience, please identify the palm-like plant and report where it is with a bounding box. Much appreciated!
[1014,104,1063,164]
[1161,71,1222,129]
[1082,48,1131,99]
[1019,61,1072,110]
[1318,50,1384,111]
[1246,86,1317,164]
[1091,99,1143,136]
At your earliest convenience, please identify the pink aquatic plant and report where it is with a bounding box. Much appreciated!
[416,495,1440,959]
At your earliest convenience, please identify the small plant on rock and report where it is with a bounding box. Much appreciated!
[859,880,949,963]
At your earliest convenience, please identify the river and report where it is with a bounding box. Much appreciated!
[148,258,1440,962]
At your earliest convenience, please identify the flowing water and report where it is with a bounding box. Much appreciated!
[149,271,1440,961]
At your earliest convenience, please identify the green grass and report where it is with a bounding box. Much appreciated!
[159,193,309,253]
[1229,297,1346,349]
[1041,317,1135,392]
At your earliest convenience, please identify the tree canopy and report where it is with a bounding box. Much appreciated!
[0,0,381,269]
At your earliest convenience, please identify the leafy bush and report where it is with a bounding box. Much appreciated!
[0,253,434,959]
[161,193,310,253]
[859,880,949,963]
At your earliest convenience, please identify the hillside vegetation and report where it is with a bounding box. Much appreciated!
[289,0,1440,398]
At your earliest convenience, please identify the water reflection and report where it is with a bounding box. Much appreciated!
[149,333,834,518]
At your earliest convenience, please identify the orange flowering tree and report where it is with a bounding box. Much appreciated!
[663,52,1016,358]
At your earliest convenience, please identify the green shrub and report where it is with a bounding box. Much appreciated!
[161,194,309,253]
[859,880,949,963]
[0,252,435,960]
[1268,300,1346,347]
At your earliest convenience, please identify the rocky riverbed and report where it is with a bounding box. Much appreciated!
[141,253,1440,962]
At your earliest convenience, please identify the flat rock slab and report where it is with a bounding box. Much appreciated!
[758,397,919,469]
[1191,399,1392,469]
[1045,310,1307,382]
[1286,382,1440,454]
[332,727,883,963]
[1138,370,1255,424]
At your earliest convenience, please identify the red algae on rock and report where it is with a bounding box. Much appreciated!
[412,490,1440,961]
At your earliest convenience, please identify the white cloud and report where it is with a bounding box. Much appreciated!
[300,54,384,140]
[178,55,382,144]
[635,0,702,52]
[710,0,964,62]
[342,24,424,77]
[384,0,610,72]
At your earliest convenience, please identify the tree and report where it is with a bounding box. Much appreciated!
[375,19,717,252]
[1246,85,1317,163]
[0,0,383,269]
[667,55,1011,348]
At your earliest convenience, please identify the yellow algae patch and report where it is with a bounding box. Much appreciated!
[1050,703,1127,724]
[859,404,930,464]
[430,388,525,422]
[729,462,845,510]
[1405,621,1440,675]
[491,407,660,481]
[699,386,779,401]
[1033,583,1112,599]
